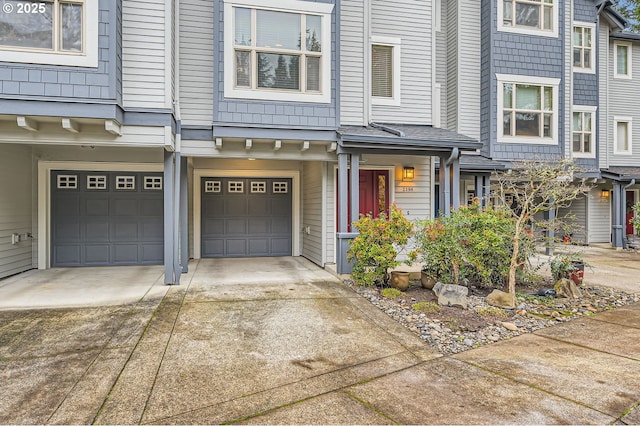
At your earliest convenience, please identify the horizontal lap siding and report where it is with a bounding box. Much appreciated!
[122,0,168,109]
[180,0,215,125]
[371,0,431,124]
[457,1,480,139]
[0,144,33,278]
[588,188,611,243]
[340,0,365,125]
[302,162,324,265]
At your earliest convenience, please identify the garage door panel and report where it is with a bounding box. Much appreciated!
[54,197,80,216]
[226,218,247,234]
[112,244,139,263]
[53,245,81,265]
[85,198,109,216]
[201,177,292,258]
[248,239,269,256]
[84,245,110,264]
[226,239,247,256]
[53,221,81,241]
[85,221,110,241]
[225,198,247,216]
[51,171,164,267]
[248,218,270,234]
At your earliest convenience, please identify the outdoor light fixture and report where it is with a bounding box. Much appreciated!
[403,166,415,181]
[601,189,610,198]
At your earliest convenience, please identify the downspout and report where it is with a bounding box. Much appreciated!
[444,147,459,166]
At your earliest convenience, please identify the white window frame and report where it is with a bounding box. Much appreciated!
[371,35,401,106]
[496,74,560,145]
[572,22,595,74]
[614,41,632,80]
[497,0,559,38]
[613,116,633,156]
[572,105,597,159]
[223,0,333,103]
[0,0,98,67]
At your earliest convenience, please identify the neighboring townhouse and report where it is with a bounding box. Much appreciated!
[0,0,179,281]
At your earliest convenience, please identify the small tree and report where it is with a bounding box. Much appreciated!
[493,159,592,304]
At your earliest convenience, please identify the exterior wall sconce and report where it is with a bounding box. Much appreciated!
[403,166,415,181]
[601,189,610,198]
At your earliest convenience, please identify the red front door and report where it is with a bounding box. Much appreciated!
[338,170,390,231]
[626,191,636,235]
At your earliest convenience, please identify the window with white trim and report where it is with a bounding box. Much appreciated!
[273,181,288,193]
[572,106,596,158]
[251,181,266,193]
[371,36,401,106]
[573,24,594,73]
[144,176,163,190]
[614,117,632,155]
[614,41,632,79]
[87,175,107,190]
[498,0,558,37]
[224,0,333,103]
[205,181,221,193]
[116,176,135,190]
[228,181,244,193]
[0,0,98,67]
[57,174,77,189]
[497,74,560,144]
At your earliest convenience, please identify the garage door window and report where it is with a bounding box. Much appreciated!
[273,181,288,193]
[57,174,78,189]
[205,181,221,193]
[87,175,107,190]
[144,176,163,190]
[116,176,135,190]
[251,181,266,193]
[229,181,244,193]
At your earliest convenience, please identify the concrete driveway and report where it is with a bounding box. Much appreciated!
[1,256,639,424]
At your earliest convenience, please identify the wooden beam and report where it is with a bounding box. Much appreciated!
[327,142,337,152]
[301,141,310,151]
[104,120,122,136]
[245,139,252,150]
[215,137,223,150]
[274,140,282,150]
[61,118,80,133]
[17,116,38,132]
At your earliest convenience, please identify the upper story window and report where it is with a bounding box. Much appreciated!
[497,74,560,144]
[224,0,334,103]
[614,41,632,79]
[573,23,595,73]
[371,36,401,106]
[614,116,632,155]
[498,0,558,38]
[572,106,597,158]
[0,0,98,67]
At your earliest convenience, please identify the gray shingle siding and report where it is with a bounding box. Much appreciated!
[214,0,337,130]
[573,73,598,105]
[481,0,565,160]
[574,0,597,23]
[0,0,119,107]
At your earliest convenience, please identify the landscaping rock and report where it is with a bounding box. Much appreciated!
[433,282,468,309]
[501,322,518,331]
[486,289,515,309]
[554,278,583,299]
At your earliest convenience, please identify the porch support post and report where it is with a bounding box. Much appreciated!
[544,198,555,256]
[439,155,451,217]
[164,150,178,285]
[350,154,360,226]
[451,156,460,210]
[173,152,182,283]
[474,175,483,205]
[338,153,349,233]
[612,182,623,248]
[483,175,491,206]
[180,155,189,273]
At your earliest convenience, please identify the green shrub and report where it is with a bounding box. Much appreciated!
[412,301,441,314]
[381,288,406,300]
[347,205,417,286]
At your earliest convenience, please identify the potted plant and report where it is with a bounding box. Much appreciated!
[550,253,586,285]
[347,204,417,287]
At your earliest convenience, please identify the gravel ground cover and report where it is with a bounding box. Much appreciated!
[345,279,640,355]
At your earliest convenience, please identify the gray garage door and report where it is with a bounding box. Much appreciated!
[51,170,164,267]
[201,177,292,257]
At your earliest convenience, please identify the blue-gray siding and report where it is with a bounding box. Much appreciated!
[213,0,338,129]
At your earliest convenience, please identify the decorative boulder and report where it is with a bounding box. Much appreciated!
[433,282,468,309]
[554,278,582,299]
[486,289,515,309]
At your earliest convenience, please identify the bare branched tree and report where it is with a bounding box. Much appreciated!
[493,158,592,303]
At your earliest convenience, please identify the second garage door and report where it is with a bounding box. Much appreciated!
[201,177,292,257]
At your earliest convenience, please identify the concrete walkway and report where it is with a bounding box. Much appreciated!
[0,257,639,424]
